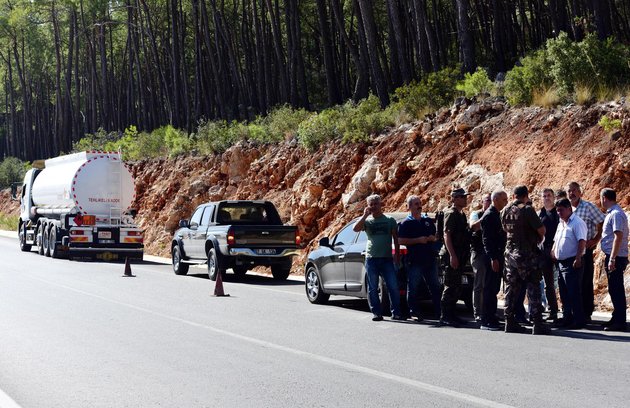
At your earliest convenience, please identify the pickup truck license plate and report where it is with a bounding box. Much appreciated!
[256,249,276,255]
[98,231,112,239]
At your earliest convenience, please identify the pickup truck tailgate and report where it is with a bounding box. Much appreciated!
[232,226,297,245]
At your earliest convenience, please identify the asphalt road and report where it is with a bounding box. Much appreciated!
[0,235,628,408]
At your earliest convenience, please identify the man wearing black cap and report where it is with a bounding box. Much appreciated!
[501,185,548,335]
[439,188,471,327]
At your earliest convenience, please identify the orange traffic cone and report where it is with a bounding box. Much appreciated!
[213,271,229,297]
[122,257,135,277]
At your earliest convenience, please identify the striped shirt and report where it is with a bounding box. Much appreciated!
[572,199,605,240]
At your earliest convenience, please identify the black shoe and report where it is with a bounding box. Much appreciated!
[564,323,585,330]
[439,318,460,328]
[505,321,528,334]
[604,323,627,332]
[532,323,551,335]
[392,315,407,321]
[480,322,501,331]
[602,319,614,328]
[372,315,383,322]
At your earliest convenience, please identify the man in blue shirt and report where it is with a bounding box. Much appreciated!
[599,188,628,332]
[398,195,440,320]
[552,198,587,329]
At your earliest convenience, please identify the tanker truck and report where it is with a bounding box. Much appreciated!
[17,151,144,261]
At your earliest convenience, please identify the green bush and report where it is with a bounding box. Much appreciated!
[296,107,343,150]
[504,50,553,105]
[505,33,630,105]
[195,120,240,154]
[598,115,622,133]
[456,67,494,98]
[0,157,27,188]
[340,94,394,143]
[263,105,313,142]
[162,125,192,157]
[72,128,121,152]
[392,67,460,119]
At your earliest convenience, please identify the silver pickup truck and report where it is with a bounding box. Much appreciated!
[171,200,300,280]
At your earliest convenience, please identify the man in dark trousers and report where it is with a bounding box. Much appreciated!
[479,190,508,331]
[398,195,441,320]
[501,185,548,335]
[567,182,605,323]
[539,188,560,322]
[439,188,471,327]
[599,188,628,332]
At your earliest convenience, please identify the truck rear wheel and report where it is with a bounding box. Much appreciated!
[18,223,32,252]
[42,225,51,257]
[172,246,189,275]
[36,225,45,255]
[207,248,225,281]
[49,227,61,259]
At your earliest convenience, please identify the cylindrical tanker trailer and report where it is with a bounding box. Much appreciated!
[18,151,143,260]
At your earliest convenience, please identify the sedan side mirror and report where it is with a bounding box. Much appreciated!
[318,237,330,247]
[179,219,190,228]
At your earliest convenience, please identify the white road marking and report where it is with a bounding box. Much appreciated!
[27,275,514,408]
[0,388,23,408]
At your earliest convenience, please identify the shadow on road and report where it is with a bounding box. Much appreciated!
[185,271,303,286]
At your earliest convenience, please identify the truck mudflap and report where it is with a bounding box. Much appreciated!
[67,247,144,262]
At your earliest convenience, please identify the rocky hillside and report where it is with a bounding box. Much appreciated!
[3,98,629,311]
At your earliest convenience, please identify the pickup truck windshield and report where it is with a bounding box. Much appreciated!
[217,203,282,225]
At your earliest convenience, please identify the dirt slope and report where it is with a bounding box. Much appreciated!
[3,99,629,311]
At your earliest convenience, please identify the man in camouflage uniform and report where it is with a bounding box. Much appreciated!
[501,185,549,335]
[439,188,471,327]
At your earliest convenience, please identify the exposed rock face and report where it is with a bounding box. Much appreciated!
[2,99,630,312]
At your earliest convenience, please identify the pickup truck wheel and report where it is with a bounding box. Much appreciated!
[305,266,329,304]
[172,246,189,275]
[207,248,225,281]
[271,264,291,281]
[18,223,32,252]
[232,267,248,278]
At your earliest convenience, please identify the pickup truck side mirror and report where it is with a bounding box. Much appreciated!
[318,237,330,247]
[179,219,190,228]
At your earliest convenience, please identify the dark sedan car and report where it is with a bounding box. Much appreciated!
[304,212,473,315]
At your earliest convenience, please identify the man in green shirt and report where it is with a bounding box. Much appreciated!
[353,194,403,321]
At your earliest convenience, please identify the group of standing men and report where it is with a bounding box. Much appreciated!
[354,182,628,334]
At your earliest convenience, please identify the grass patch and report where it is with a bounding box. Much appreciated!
[532,87,562,108]
[0,213,18,231]
[573,84,594,105]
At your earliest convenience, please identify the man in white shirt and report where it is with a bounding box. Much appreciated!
[552,198,587,329]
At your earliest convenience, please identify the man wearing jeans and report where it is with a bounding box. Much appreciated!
[599,188,628,332]
[398,195,441,321]
[552,198,587,330]
[353,194,403,321]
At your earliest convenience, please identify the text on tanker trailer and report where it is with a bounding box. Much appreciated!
[18,151,144,260]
